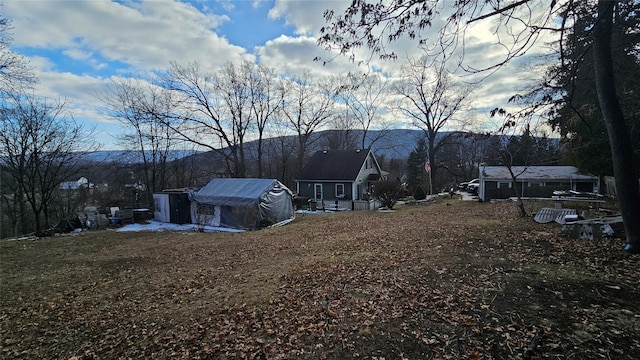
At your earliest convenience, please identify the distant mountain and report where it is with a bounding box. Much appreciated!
[76,130,425,164]
[78,129,559,164]
[79,149,202,164]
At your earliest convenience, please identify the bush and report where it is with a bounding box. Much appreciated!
[413,185,426,200]
[371,180,404,209]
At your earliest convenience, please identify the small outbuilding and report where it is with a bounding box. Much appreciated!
[153,189,191,225]
[478,165,599,202]
[189,178,295,230]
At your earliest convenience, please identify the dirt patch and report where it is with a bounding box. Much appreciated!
[1,200,638,359]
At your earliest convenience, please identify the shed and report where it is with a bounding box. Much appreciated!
[189,178,295,230]
[153,189,191,225]
[478,165,599,202]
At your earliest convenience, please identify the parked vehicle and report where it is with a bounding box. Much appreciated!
[465,179,479,193]
[458,180,470,190]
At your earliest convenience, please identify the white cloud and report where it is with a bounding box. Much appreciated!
[5,0,250,73]
[25,56,55,72]
[35,70,106,114]
[257,35,363,77]
[63,48,92,61]
[269,0,346,36]
[4,0,256,141]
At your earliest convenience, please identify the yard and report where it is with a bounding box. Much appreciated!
[1,199,638,359]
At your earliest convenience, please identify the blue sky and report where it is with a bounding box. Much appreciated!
[217,2,295,49]
[3,0,552,149]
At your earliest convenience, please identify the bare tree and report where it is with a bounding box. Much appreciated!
[0,93,96,235]
[323,72,359,151]
[393,55,472,192]
[265,124,298,188]
[338,72,390,149]
[320,0,640,252]
[320,125,358,151]
[215,61,254,177]
[0,15,36,95]
[162,61,240,177]
[246,62,281,177]
[278,71,337,174]
[166,149,197,188]
[490,122,534,218]
[99,77,179,206]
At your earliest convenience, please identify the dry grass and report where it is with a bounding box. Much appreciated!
[1,199,638,359]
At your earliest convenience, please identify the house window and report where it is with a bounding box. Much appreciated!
[366,158,373,169]
[335,184,345,198]
[314,184,323,200]
[497,182,512,189]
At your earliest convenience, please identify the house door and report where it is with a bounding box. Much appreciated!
[314,184,323,200]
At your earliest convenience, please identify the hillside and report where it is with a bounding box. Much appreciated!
[1,199,637,359]
[82,129,537,164]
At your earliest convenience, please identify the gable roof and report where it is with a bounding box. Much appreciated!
[296,149,373,181]
[481,166,597,181]
[191,178,292,207]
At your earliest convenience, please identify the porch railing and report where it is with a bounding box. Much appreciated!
[313,199,381,211]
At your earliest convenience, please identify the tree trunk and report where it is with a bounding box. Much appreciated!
[427,130,436,195]
[257,133,264,177]
[507,166,528,218]
[593,0,640,253]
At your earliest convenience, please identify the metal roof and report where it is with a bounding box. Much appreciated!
[480,166,597,181]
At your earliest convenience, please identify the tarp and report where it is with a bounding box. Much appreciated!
[189,178,295,230]
[153,191,191,224]
[153,193,171,223]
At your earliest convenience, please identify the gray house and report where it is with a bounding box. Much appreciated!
[478,165,599,202]
[295,149,384,207]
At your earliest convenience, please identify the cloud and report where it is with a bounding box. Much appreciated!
[5,0,251,73]
[4,0,256,139]
[268,0,344,36]
[35,70,107,115]
[257,35,363,77]
[63,48,92,61]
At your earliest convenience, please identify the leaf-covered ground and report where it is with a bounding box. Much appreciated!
[1,200,639,359]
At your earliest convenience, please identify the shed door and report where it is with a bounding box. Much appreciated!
[169,193,191,224]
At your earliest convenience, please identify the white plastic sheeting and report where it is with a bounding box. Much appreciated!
[189,178,295,230]
[153,193,171,223]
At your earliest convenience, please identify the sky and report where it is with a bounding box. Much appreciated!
[3,0,554,150]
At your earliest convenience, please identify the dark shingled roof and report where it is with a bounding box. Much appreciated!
[296,149,370,181]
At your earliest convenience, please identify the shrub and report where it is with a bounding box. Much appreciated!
[414,185,426,200]
[371,180,404,209]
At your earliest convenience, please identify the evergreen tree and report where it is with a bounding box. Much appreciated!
[413,185,426,201]
[406,138,429,194]
[544,2,639,176]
